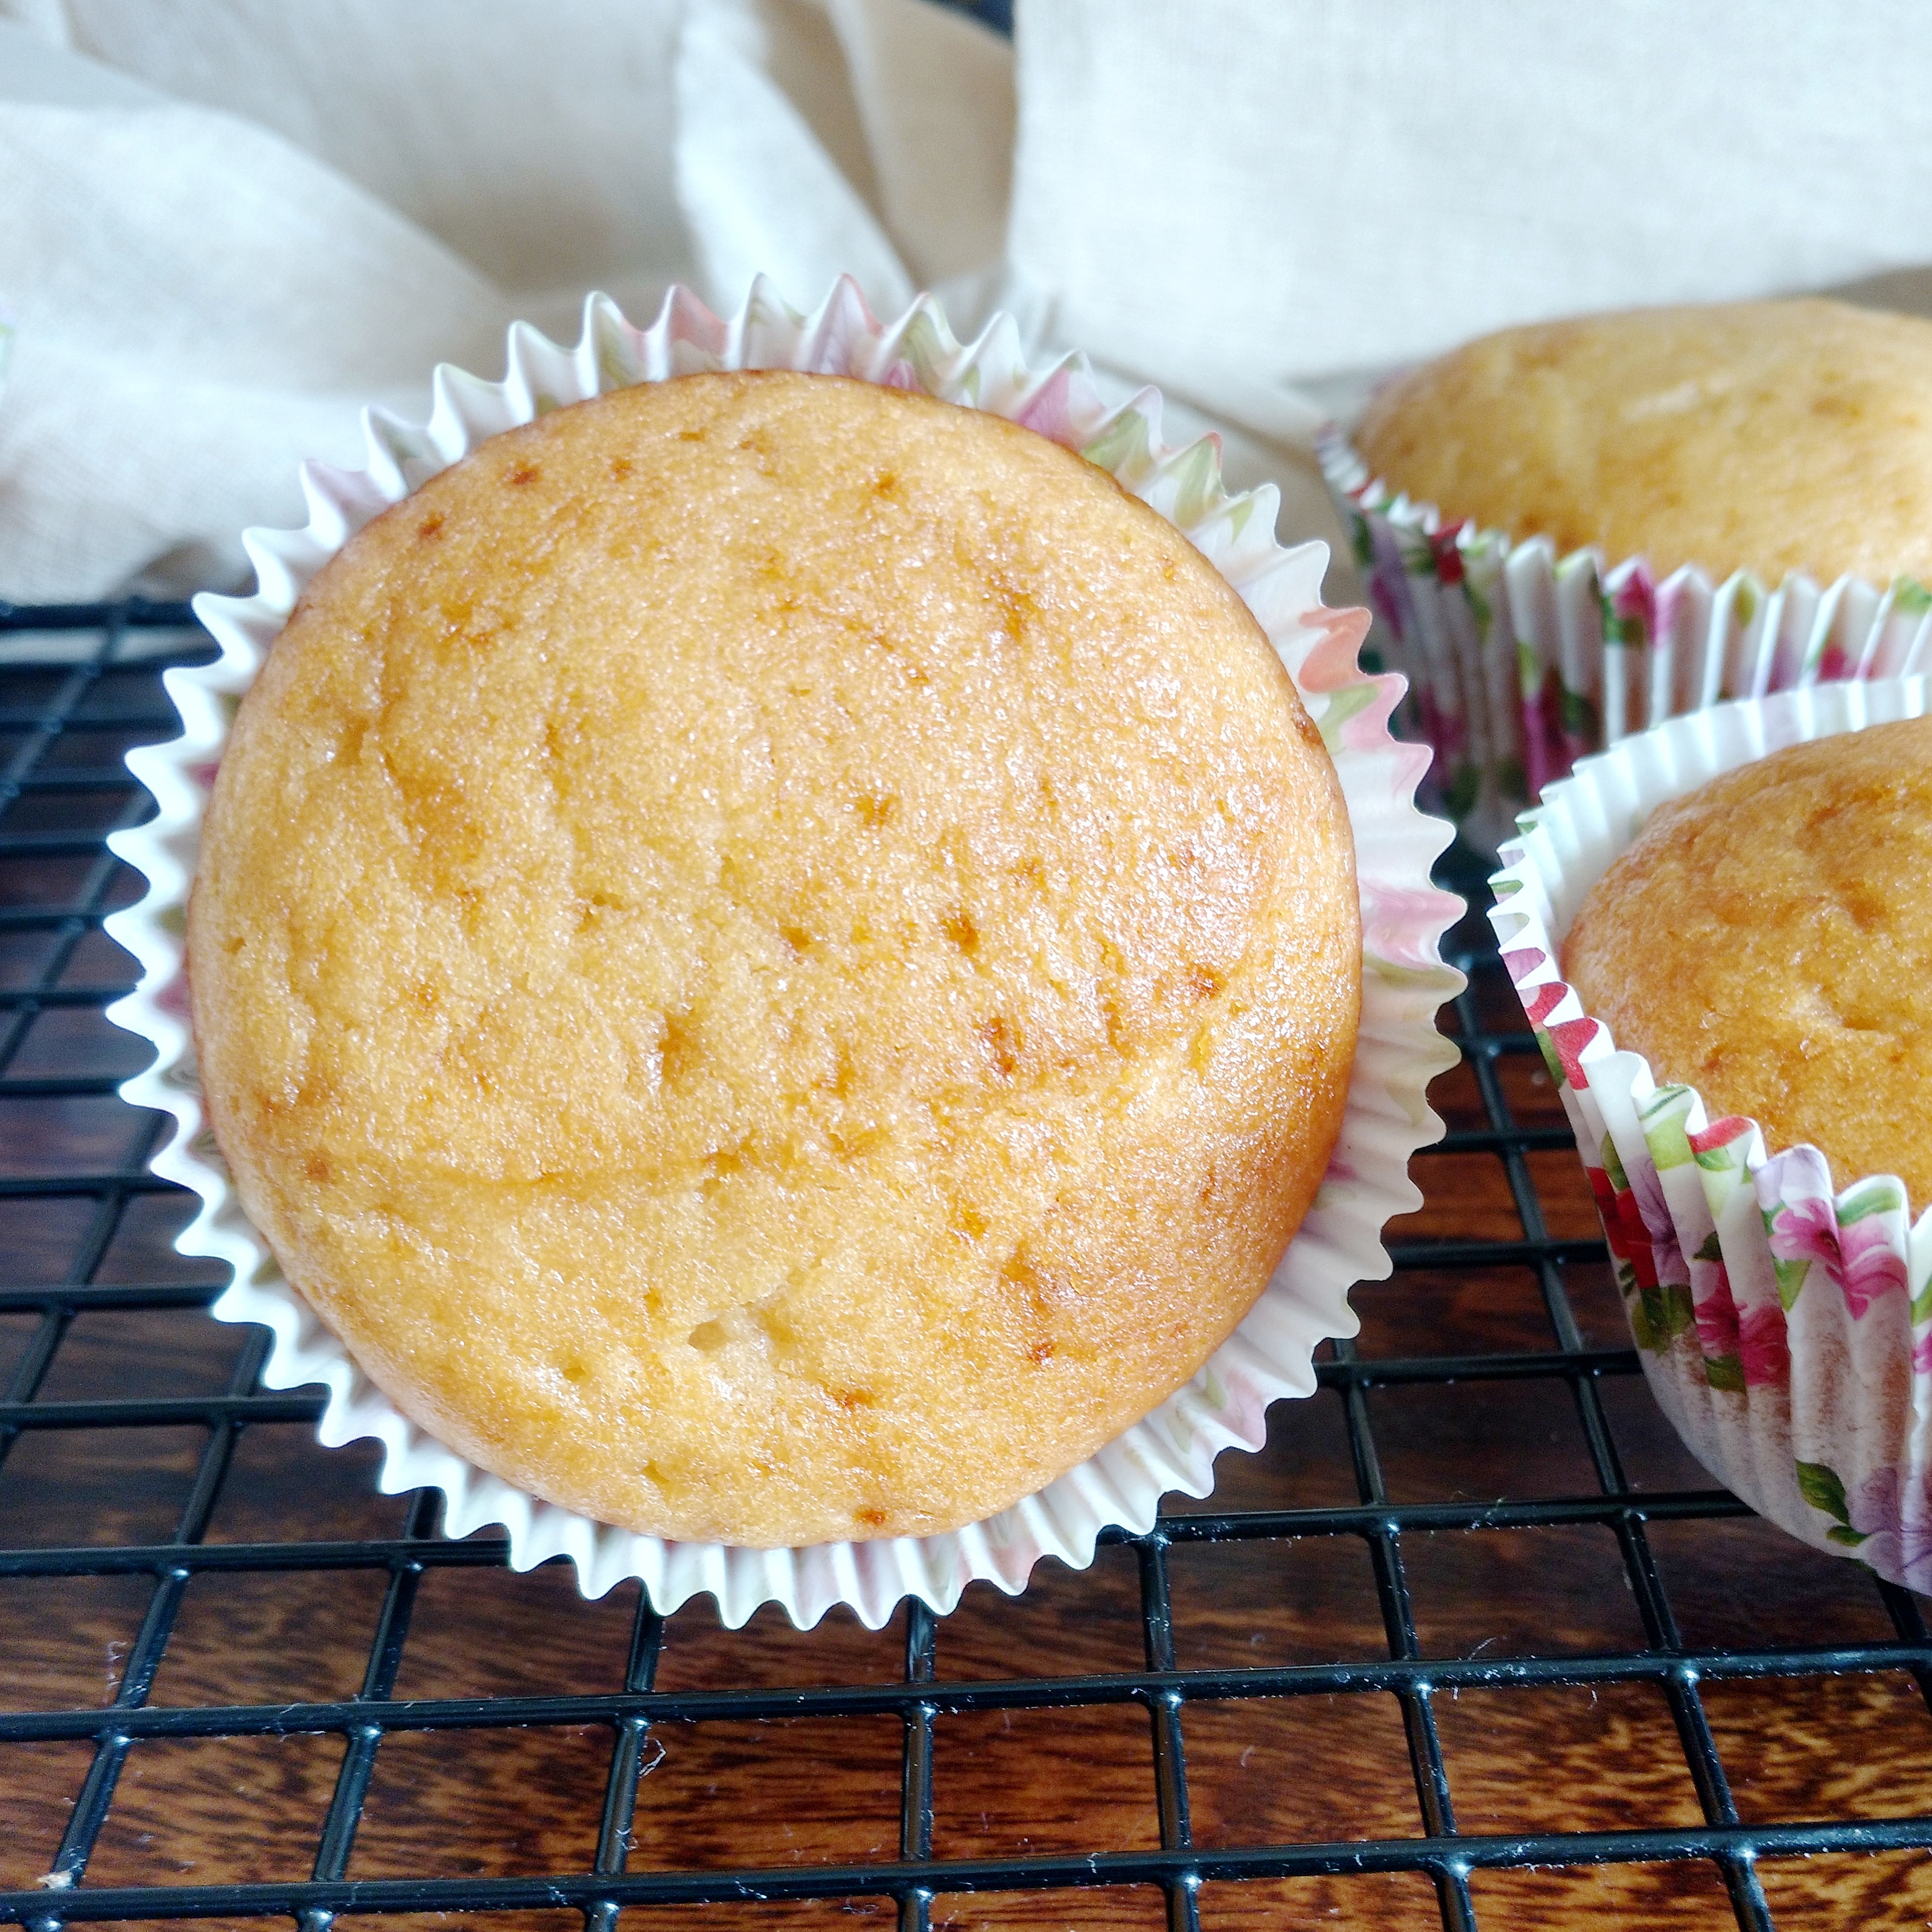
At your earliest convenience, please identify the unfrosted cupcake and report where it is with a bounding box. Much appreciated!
[1357,300,1932,587]
[100,279,1467,1625]
[1491,677,1932,1586]
[186,366,1363,1550]
[1325,300,1932,852]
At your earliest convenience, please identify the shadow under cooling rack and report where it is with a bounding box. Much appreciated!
[0,601,1928,1932]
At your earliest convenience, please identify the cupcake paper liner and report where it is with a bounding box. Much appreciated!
[1321,425,1932,857]
[103,278,1463,1630]
[1490,674,1932,1587]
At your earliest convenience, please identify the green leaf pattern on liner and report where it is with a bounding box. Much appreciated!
[1703,1353,1745,1392]
[1516,639,1541,700]
[1164,438,1222,528]
[1839,1175,1908,1224]
[1893,575,1932,618]
[1596,584,1647,651]
[1796,1460,1852,1525]
[1312,680,1382,757]
[1694,1132,1750,1178]
[1630,1282,1694,1352]
[1558,684,1599,742]
[1531,1026,1564,1088]
[1079,405,1151,479]
[1773,1254,1811,1312]
[1639,1084,1696,1171]
[1600,1135,1630,1194]
[892,311,952,394]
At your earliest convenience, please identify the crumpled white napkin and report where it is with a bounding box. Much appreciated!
[4,0,1931,602]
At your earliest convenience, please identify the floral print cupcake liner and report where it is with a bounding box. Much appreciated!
[1490,674,1932,1587]
[1321,426,1932,856]
[101,278,1464,1630]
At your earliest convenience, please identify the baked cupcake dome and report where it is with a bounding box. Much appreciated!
[1355,298,1932,585]
[1563,715,1932,1211]
[188,370,1362,1548]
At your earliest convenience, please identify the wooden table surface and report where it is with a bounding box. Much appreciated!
[1,648,1930,1930]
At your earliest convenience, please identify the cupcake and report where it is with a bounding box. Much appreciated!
[185,366,1363,1550]
[106,280,1463,1626]
[1323,299,1932,853]
[1491,675,1932,1586]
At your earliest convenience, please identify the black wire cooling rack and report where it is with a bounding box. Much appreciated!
[1,601,1930,1932]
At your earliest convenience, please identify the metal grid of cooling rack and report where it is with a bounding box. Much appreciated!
[0,602,1930,1932]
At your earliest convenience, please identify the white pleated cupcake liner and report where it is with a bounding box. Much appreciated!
[104,276,1464,1630]
[1321,426,1932,857]
[1490,674,1932,1587]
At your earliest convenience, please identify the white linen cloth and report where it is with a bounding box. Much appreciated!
[3,0,1931,601]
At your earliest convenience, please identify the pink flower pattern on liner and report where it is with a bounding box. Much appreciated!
[1694,1266,1792,1387]
[1767,1193,1911,1318]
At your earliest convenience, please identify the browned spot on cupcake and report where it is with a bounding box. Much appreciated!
[610,454,634,479]
[951,1201,989,1241]
[980,1016,1019,1078]
[659,1013,701,1085]
[416,512,445,542]
[1186,962,1226,1003]
[304,1153,331,1184]
[989,575,1036,646]
[736,426,778,473]
[833,1388,875,1412]
[855,1505,887,1529]
[942,910,979,955]
[854,792,896,828]
[507,464,541,487]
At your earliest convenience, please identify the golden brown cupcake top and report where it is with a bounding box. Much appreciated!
[1356,299,1932,585]
[189,370,1362,1547]
[1563,716,1932,1210]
